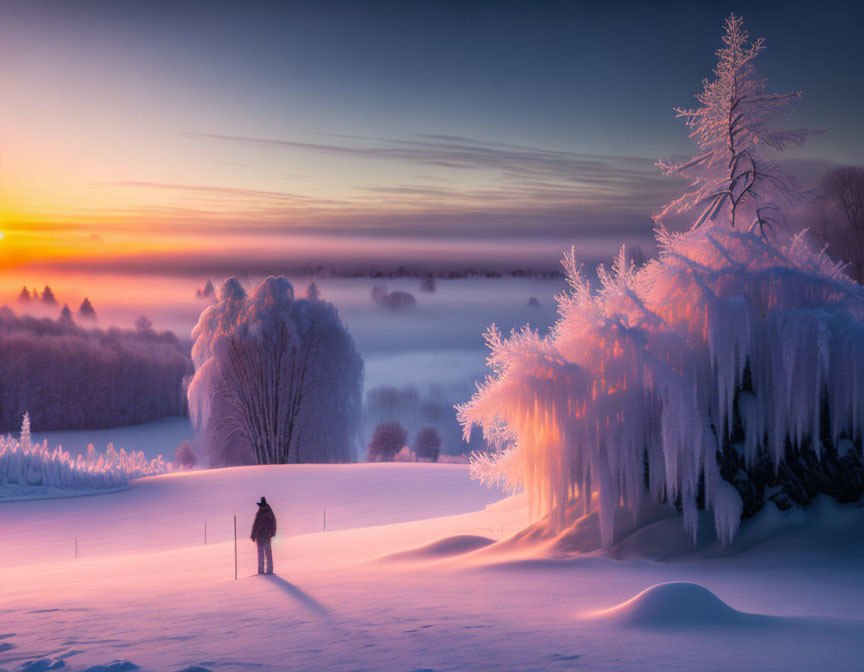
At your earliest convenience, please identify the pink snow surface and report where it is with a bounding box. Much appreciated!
[2,464,864,671]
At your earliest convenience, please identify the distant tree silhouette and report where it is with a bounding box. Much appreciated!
[367,421,407,462]
[58,304,74,325]
[414,426,441,462]
[196,279,215,298]
[420,275,436,293]
[41,286,57,305]
[78,297,97,320]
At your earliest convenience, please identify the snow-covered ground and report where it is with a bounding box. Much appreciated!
[2,464,864,672]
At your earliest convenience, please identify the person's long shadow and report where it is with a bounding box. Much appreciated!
[264,574,333,621]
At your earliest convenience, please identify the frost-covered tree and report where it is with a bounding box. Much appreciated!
[20,412,31,451]
[459,15,864,549]
[367,421,407,462]
[188,276,363,465]
[17,287,30,303]
[414,426,441,462]
[655,14,813,234]
[135,315,153,332]
[78,297,96,320]
[307,282,321,301]
[420,275,436,293]
[810,166,864,283]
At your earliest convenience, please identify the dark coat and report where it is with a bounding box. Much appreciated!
[251,504,277,542]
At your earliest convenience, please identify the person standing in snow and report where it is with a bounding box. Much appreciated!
[251,496,277,575]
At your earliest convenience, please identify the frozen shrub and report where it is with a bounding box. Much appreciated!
[174,440,197,469]
[367,421,407,462]
[392,446,418,462]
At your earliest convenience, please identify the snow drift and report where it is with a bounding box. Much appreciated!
[380,534,495,563]
[590,582,753,628]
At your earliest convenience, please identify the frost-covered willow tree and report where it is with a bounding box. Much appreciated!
[459,15,864,548]
[188,276,364,465]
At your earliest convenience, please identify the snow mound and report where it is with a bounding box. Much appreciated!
[591,582,749,628]
[380,535,495,563]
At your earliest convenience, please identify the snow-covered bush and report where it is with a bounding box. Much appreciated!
[0,416,170,497]
[392,446,418,462]
[459,15,864,547]
[188,276,363,465]
[367,421,407,462]
[174,440,197,469]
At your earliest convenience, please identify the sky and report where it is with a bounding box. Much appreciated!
[1,0,862,276]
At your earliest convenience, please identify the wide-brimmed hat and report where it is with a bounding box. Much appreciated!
[257,496,268,506]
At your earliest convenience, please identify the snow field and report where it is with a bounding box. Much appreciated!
[2,464,864,671]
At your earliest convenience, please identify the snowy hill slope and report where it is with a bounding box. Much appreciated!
[2,464,864,672]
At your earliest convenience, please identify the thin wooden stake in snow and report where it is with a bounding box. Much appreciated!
[233,514,238,580]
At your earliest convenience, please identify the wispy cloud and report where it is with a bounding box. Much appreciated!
[9,132,837,275]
